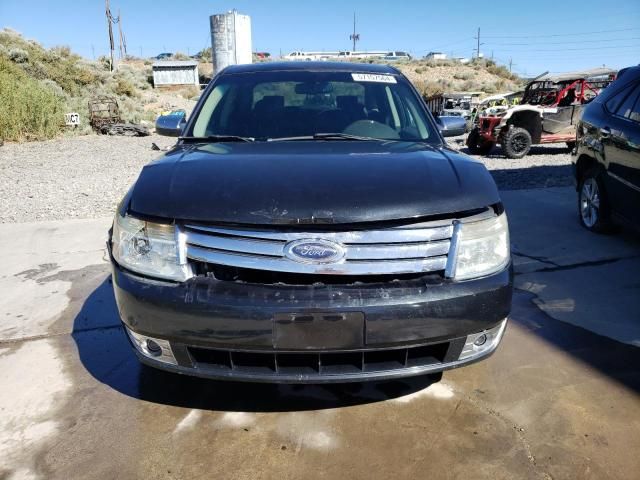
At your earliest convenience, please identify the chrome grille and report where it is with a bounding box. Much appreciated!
[182,222,454,276]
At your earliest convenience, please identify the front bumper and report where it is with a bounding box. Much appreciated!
[477,116,504,142]
[112,262,512,383]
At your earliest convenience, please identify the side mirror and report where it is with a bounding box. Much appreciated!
[155,111,186,137]
[437,115,467,137]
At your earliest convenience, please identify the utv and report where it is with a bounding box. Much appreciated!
[467,68,617,158]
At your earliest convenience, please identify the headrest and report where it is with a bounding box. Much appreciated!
[337,96,360,109]
[255,95,284,110]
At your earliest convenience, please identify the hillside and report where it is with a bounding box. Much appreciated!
[0,27,523,143]
[399,59,522,97]
[0,28,196,142]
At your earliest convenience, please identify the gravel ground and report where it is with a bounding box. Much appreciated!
[0,133,573,223]
[0,134,176,223]
[446,135,574,190]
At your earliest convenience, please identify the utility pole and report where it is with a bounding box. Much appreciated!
[349,12,360,52]
[91,44,95,60]
[509,58,516,73]
[118,9,125,59]
[474,27,483,59]
[105,0,116,71]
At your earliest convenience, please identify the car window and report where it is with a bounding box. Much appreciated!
[605,81,637,113]
[614,82,640,122]
[627,97,640,122]
[252,81,365,108]
[190,70,437,142]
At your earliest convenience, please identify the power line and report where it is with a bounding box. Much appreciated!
[413,38,474,54]
[498,50,637,59]
[478,9,640,31]
[483,27,640,39]
[494,44,640,52]
[485,36,640,46]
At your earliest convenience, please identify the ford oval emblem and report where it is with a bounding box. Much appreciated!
[284,239,345,264]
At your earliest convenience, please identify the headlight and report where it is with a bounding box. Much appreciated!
[112,214,192,281]
[446,213,510,281]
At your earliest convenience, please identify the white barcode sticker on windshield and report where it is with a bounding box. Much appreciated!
[351,73,397,84]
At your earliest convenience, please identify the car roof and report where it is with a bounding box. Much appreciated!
[616,65,640,81]
[534,67,618,83]
[221,61,399,75]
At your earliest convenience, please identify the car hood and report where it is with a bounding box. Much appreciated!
[128,141,500,225]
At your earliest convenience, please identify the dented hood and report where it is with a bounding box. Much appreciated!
[128,141,500,225]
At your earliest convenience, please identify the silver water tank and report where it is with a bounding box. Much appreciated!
[210,10,252,74]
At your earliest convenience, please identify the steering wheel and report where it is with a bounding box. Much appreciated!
[343,120,400,139]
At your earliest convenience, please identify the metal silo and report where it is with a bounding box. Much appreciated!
[210,10,252,74]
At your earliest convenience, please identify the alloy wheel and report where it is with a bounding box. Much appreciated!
[512,134,528,153]
[580,178,600,227]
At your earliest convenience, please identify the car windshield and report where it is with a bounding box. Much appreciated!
[188,70,437,142]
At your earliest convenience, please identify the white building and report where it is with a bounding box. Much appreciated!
[152,61,199,87]
[425,52,447,60]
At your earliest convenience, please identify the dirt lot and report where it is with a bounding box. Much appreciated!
[0,134,638,480]
[0,134,572,223]
[1,187,638,480]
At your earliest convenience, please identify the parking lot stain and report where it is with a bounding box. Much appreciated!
[14,263,59,282]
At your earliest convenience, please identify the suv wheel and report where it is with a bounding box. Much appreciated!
[502,127,532,159]
[466,127,494,155]
[578,168,611,233]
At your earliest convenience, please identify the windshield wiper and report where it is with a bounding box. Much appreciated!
[268,133,379,142]
[180,135,255,143]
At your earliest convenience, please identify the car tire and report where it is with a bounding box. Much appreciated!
[578,168,611,233]
[466,128,494,155]
[502,127,532,159]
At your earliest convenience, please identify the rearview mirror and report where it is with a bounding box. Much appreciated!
[295,82,333,95]
[155,111,186,137]
[437,116,467,137]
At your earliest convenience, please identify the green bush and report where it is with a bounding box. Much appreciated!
[0,55,65,141]
[114,77,137,97]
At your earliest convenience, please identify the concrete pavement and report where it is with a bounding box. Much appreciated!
[503,187,640,346]
[1,187,639,480]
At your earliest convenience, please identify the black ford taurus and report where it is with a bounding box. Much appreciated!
[109,62,512,383]
[572,65,640,233]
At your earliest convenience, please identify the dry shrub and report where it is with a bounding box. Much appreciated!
[177,85,201,100]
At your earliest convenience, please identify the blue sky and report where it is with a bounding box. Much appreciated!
[1,0,639,76]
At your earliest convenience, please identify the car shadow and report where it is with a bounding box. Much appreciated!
[509,289,640,394]
[458,144,571,157]
[489,164,575,190]
[71,277,442,412]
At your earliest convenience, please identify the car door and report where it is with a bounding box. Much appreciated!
[602,80,640,225]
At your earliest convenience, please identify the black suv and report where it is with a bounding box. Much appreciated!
[573,65,640,232]
[109,62,512,383]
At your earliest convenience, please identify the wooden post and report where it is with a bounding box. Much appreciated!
[118,9,126,59]
[105,0,116,70]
